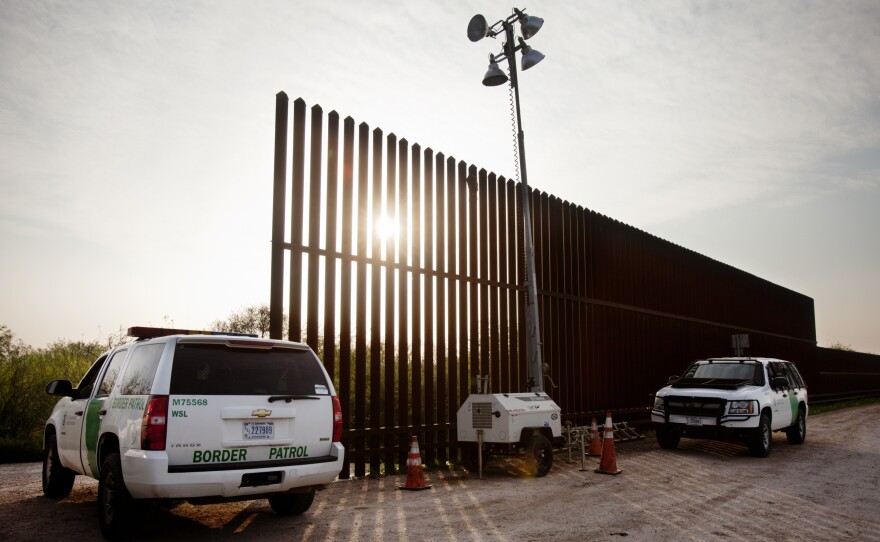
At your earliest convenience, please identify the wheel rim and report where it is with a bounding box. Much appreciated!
[762,424,770,449]
[535,442,551,472]
[44,447,55,479]
[798,415,805,438]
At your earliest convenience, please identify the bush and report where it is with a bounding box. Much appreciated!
[0,436,42,463]
[0,326,102,463]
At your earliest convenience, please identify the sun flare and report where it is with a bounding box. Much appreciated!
[374,214,400,242]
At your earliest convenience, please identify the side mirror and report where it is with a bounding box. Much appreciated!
[771,376,788,389]
[46,379,74,397]
[667,375,679,385]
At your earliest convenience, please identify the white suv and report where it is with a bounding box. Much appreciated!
[651,357,807,457]
[42,327,344,540]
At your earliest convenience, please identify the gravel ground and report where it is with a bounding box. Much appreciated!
[2,404,879,541]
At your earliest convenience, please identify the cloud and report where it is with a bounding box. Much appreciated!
[2,0,879,351]
[519,1,880,227]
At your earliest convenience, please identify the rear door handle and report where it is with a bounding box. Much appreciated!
[74,411,84,416]
[98,410,107,416]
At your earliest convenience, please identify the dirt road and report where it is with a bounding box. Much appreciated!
[2,405,879,541]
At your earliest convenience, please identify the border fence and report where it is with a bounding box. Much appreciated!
[268,93,880,478]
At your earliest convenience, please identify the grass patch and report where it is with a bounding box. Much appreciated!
[810,396,880,416]
[0,436,42,463]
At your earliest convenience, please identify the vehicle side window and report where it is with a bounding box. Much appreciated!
[782,362,805,389]
[119,344,164,395]
[75,355,108,400]
[96,349,128,397]
[768,362,789,389]
[779,366,794,388]
[790,364,806,388]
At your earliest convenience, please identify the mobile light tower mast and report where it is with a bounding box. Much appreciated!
[456,7,562,478]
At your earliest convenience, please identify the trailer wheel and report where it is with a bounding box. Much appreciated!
[526,434,553,477]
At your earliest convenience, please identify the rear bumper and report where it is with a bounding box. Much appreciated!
[121,442,344,499]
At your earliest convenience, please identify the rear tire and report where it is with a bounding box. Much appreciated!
[786,408,806,445]
[42,433,75,499]
[526,434,553,477]
[269,489,316,515]
[748,414,772,457]
[98,453,139,540]
[655,424,681,450]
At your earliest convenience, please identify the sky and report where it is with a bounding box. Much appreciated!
[1,0,878,354]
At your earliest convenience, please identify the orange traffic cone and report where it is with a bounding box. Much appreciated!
[595,413,622,475]
[588,417,603,457]
[399,436,432,490]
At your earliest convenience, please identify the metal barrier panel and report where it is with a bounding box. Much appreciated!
[269,96,880,478]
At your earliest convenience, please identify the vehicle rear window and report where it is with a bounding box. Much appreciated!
[169,343,329,396]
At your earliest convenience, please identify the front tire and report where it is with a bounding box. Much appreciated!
[526,434,554,477]
[268,489,316,515]
[748,414,772,457]
[98,453,138,540]
[786,408,806,444]
[42,433,75,499]
[655,424,681,450]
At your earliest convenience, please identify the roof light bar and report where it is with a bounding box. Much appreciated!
[127,326,259,340]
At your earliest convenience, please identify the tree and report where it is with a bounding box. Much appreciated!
[0,325,26,362]
[0,326,31,440]
[828,342,855,352]
[211,305,284,338]
[0,326,100,450]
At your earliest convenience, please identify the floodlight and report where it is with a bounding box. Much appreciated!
[520,15,543,39]
[467,14,489,42]
[482,55,508,86]
[520,41,545,70]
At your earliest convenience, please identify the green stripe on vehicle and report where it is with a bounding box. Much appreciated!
[84,398,105,477]
[789,391,799,422]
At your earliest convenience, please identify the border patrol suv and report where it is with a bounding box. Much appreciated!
[42,327,344,539]
[651,357,807,457]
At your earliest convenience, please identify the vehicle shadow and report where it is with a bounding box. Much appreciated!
[0,487,318,541]
[129,499,326,541]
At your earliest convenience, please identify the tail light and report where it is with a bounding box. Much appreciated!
[141,395,168,450]
[332,396,343,443]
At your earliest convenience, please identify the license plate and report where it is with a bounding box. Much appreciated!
[243,421,274,439]
[686,417,703,426]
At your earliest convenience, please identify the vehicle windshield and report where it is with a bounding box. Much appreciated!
[674,361,764,387]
